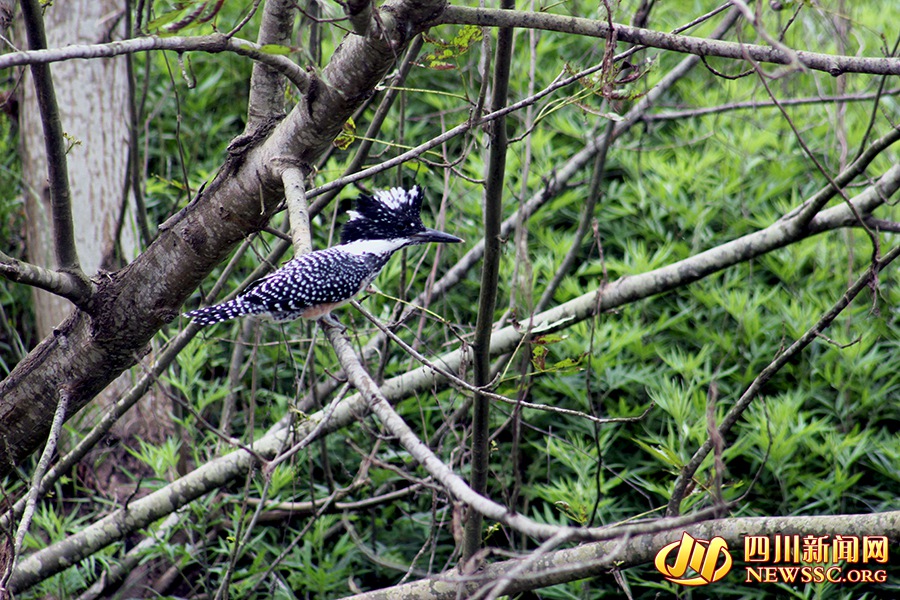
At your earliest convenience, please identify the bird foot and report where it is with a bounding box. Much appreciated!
[318,313,346,332]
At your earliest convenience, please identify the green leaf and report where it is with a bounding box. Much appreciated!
[332,117,356,150]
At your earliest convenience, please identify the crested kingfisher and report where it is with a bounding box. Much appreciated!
[184,186,462,327]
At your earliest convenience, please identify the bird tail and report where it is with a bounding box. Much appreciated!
[184,298,254,326]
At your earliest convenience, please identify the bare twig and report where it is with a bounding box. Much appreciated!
[642,88,900,122]
[464,0,514,562]
[536,119,614,314]
[0,250,92,304]
[239,481,423,514]
[748,56,879,257]
[19,0,90,300]
[1,389,68,589]
[863,217,900,233]
[352,301,646,426]
[438,6,900,76]
[729,0,801,72]
[0,33,309,92]
[225,0,264,38]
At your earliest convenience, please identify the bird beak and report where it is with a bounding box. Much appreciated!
[411,228,464,244]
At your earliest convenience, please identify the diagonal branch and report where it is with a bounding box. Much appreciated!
[321,322,730,543]
[246,0,296,125]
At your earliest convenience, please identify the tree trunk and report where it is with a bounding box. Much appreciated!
[20,0,134,338]
[16,1,172,475]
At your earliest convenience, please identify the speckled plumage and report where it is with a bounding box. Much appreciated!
[185,186,462,326]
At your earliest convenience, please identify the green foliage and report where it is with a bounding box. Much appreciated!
[6,0,900,598]
[420,25,484,70]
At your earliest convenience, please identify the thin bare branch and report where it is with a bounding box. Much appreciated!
[465,0,514,561]
[535,119,614,314]
[643,88,900,121]
[782,125,900,225]
[19,0,89,297]
[352,300,641,426]
[863,217,900,233]
[438,6,900,76]
[1,389,68,589]
[0,33,309,92]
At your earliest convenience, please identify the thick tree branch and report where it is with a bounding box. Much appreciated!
[0,236,270,531]
[0,33,309,91]
[438,6,900,76]
[345,511,900,599]
[340,0,376,37]
[0,250,92,304]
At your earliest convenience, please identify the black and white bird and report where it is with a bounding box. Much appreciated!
[184,186,462,327]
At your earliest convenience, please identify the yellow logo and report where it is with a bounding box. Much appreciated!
[655,532,733,586]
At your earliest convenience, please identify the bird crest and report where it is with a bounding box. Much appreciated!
[340,186,425,244]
